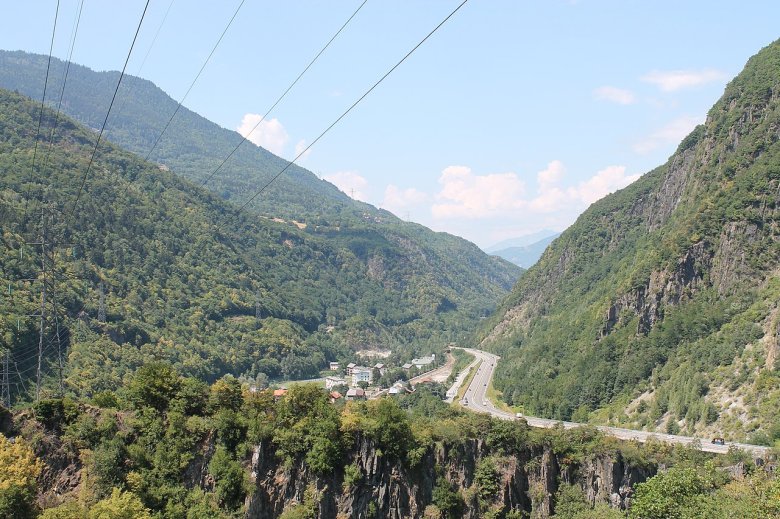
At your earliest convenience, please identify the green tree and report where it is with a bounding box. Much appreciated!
[630,467,706,519]
[209,375,243,412]
[474,457,499,509]
[90,438,128,498]
[88,488,152,519]
[366,398,414,459]
[208,446,247,511]
[126,363,181,412]
[553,483,590,518]
[0,435,41,519]
[431,477,463,519]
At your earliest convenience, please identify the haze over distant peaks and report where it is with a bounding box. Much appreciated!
[484,229,560,253]
[488,233,560,269]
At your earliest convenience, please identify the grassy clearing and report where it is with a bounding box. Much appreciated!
[486,375,522,415]
[450,349,476,377]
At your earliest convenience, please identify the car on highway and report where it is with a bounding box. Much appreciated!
[711,437,725,445]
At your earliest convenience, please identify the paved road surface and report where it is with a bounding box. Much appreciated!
[445,354,481,403]
[456,348,771,459]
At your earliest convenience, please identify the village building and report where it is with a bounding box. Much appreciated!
[374,363,387,376]
[411,354,435,369]
[388,381,412,396]
[345,388,366,401]
[329,361,340,371]
[351,367,372,386]
[346,362,357,375]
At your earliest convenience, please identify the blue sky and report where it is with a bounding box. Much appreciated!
[2,1,779,248]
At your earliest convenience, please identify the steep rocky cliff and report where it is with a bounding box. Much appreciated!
[480,39,780,442]
[246,434,653,518]
[12,407,653,518]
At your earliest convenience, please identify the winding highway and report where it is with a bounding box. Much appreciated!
[456,348,771,459]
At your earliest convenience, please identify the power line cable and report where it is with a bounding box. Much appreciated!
[67,0,152,220]
[236,0,469,213]
[143,0,245,164]
[39,0,85,194]
[21,0,60,227]
[200,0,369,189]
[111,0,176,126]
[206,0,469,288]
[135,0,176,75]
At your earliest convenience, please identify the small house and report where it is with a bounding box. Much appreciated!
[374,363,387,376]
[411,355,435,369]
[345,388,366,400]
[329,361,340,371]
[346,362,357,375]
[388,381,411,396]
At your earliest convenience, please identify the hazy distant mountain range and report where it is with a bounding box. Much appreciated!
[485,231,560,268]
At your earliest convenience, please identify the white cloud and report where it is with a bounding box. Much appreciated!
[537,160,565,189]
[323,171,369,202]
[571,165,640,205]
[431,166,526,219]
[294,139,311,160]
[641,69,726,92]
[382,185,428,213]
[632,115,703,154]
[236,113,289,156]
[419,161,642,248]
[529,162,639,212]
[593,86,636,105]
[430,161,639,221]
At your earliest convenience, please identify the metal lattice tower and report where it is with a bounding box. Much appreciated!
[35,210,48,401]
[1,351,10,408]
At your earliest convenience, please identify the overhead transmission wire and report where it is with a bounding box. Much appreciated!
[111,0,175,137]
[39,0,85,202]
[9,1,61,405]
[21,0,60,228]
[235,0,470,214]
[142,0,245,163]
[66,0,152,221]
[135,0,176,76]
[200,0,369,189]
[211,0,468,285]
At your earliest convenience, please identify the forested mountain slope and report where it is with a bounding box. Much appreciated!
[0,50,345,219]
[480,39,780,444]
[0,51,519,289]
[0,88,514,402]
